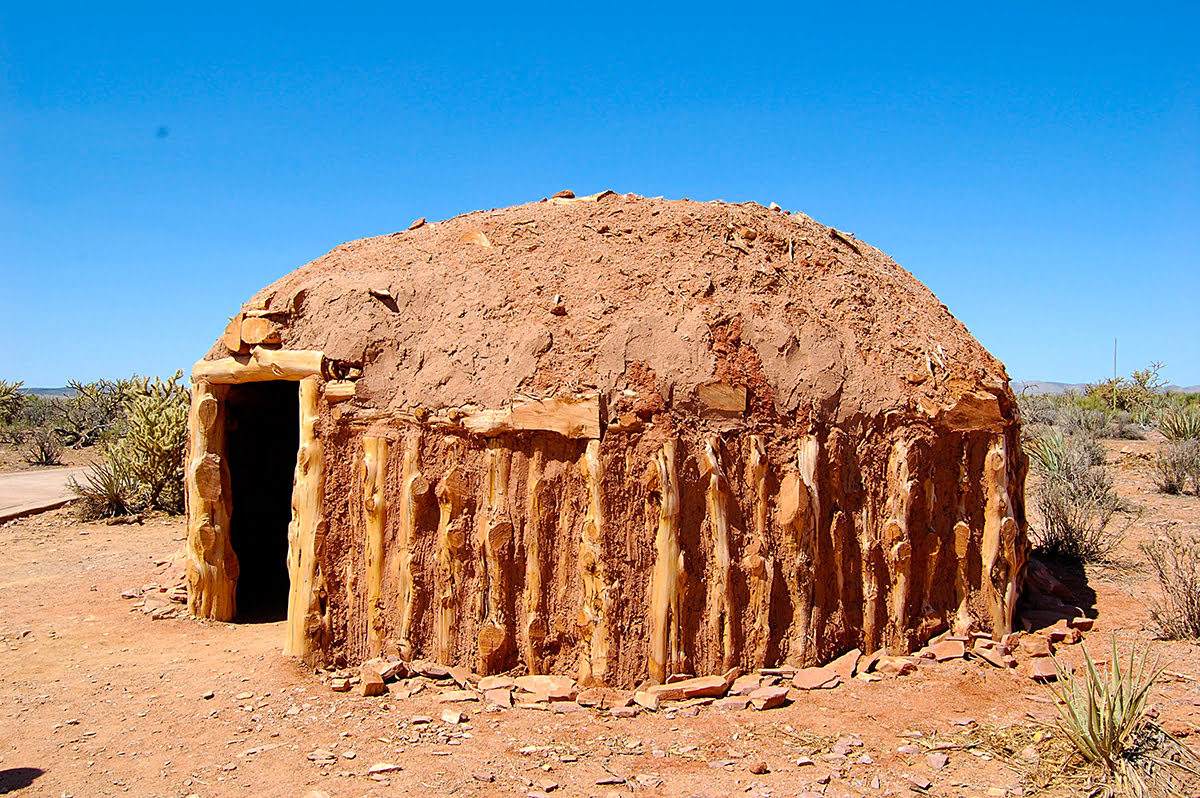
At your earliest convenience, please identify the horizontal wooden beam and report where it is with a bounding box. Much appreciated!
[461,394,601,439]
[193,348,324,384]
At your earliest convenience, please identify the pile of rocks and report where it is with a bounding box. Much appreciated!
[121,581,187,620]
[318,605,1093,718]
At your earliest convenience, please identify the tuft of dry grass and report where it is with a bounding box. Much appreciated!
[1141,525,1200,640]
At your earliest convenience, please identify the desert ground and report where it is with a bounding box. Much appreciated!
[1,438,1197,798]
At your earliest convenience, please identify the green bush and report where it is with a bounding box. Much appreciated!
[1085,362,1166,414]
[1046,637,1188,794]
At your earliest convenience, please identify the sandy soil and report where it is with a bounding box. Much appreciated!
[0,443,100,475]
[1,440,1198,797]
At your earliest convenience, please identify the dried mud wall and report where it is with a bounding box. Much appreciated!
[315,402,1027,689]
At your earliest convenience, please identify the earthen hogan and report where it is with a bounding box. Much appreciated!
[185,190,1028,688]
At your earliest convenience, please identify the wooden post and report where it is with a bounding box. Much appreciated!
[362,436,389,658]
[185,381,237,620]
[395,431,428,659]
[700,436,736,672]
[477,441,513,674]
[284,378,328,662]
[577,439,611,685]
[744,435,775,669]
[435,465,469,664]
[981,436,1022,638]
[646,438,682,684]
[523,448,548,675]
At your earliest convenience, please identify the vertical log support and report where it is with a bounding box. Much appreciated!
[477,442,514,674]
[953,453,976,635]
[646,438,683,684]
[395,431,428,659]
[284,378,328,662]
[778,435,819,665]
[523,448,548,674]
[743,435,775,669]
[882,439,914,649]
[434,466,469,664]
[361,436,389,658]
[699,436,737,672]
[577,440,612,685]
[185,381,237,620]
[981,436,1023,638]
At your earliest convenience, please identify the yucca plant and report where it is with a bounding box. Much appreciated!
[1048,637,1198,795]
[69,458,140,519]
[1157,408,1200,442]
[1027,428,1070,475]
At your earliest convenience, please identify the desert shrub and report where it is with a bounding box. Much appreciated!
[19,426,63,466]
[1153,440,1200,495]
[1086,362,1166,415]
[1104,410,1145,440]
[69,459,139,520]
[1141,527,1200,639]
[1157,407,1200,442]
[51,378,131,447]
[1028,431,1127,562]
[1018,392,1067,427]
[1047,637,1199,794]
[1063,405,1111,439]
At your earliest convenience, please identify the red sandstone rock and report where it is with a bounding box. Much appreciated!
[1029,658,1060,681]
[647,674,730,701]
[714,696,751,711]
[749,685,790,710]
[928,639,967,661]
[358,667,386,697]
[1019,635,1053,658]
[791,667,840,690]
[829,648,862,680]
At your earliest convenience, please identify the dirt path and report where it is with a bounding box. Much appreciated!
[0,466,89,522]
[1,441,1198,797]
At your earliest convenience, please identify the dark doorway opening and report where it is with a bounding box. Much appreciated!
[225,381,299,623]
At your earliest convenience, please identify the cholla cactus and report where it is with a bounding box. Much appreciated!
[0,379,24,425]
[107,371,189,513]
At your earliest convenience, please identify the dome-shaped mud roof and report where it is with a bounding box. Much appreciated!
[206,192,1012,429]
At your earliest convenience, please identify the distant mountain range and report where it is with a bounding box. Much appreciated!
[1013,380,1200,395]
[23,387,76,397]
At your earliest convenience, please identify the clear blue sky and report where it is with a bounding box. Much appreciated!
[2,2,1197,388]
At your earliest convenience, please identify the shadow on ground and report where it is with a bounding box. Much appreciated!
[0,767,43,795]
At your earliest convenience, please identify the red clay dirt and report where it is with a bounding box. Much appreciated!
[2,438,1197,797]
